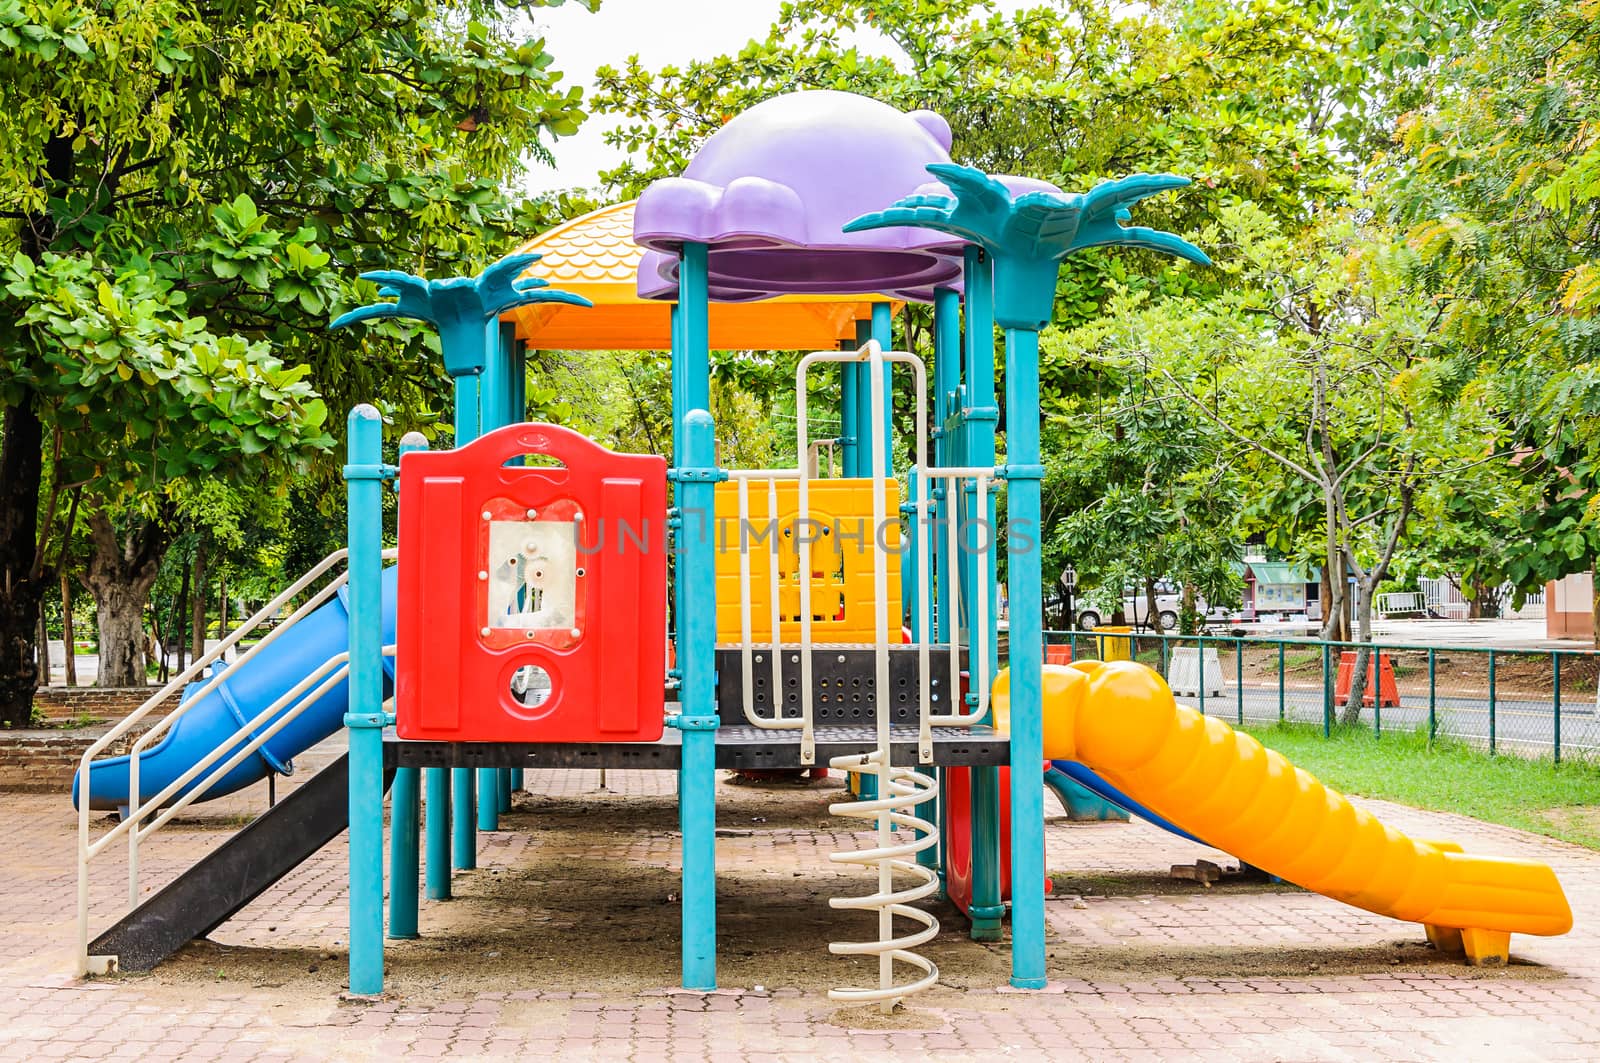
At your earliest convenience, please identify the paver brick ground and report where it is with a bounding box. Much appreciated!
[2,738,1597,1061]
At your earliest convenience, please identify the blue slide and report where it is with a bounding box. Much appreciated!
[73,568,398,812]
[1049,760,1206,845]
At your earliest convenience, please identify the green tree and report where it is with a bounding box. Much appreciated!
[1390,0,1600,639]
[1044,384,1244,634]
[0,0,594,717]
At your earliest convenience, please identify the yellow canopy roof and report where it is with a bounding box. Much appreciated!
[501,201,897,351]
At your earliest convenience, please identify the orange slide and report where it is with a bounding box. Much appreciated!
[994,660,1573,965]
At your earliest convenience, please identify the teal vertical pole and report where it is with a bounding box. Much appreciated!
[1552,652,1561,764]
[388,431,428,936]
[412,406,451,894]
[480,322,520,826]
[345,405,388,995]
[671,242,718,991]
[922,288,961,889]
[512,340,528,424]
[670,302,687,680]
[1373,650,1383,739]
[849,320,881,805]
[1488,649,1497,755]
[963,249,1003,942]
[1002,327,1046,990]
[932,287,960,644]
[1277,641,1285,722]
[495,768,512,813]
[840,336,859,477]
[872,302,894,477]
[1198,634,1207,717]
[452,373,480,870]
[1322,642,1332,738]
[854,318,875,475]
[1428,648,1437,746]
[414,363,450,898]
[1236,638,1244,725]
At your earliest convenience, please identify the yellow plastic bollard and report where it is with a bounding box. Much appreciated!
[1096,625,1134,662]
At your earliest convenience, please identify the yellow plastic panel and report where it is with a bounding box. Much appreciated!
[992,661,1573,950]
[713,477,901,644]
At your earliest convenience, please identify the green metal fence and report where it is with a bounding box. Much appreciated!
[1037,629,1600,764]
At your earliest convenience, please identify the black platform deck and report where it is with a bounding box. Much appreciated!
[384,722,1008,771]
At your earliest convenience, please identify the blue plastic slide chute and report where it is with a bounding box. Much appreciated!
[73,566,398,812]
[1048,760,1205,845]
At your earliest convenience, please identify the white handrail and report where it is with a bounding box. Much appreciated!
[76,548,397,976]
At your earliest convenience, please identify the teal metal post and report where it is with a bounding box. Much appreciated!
[1428,648,1437,746]
[840,334,859,477]
[1488,650,1497,755]
[1553,652,1561,764]
[963,248,1003,942]
[872,303,894,476]
[512,339,527,424]
[854,318,875,475]
[345,405,389,995]
[1236,640,1244,725]
[422,400,454,896]
[424,767,451,899]
[1002,326,1047,989]
[1322,643,1332,737]
[921,288,962,887]
[670,241,719,991]
[453,373,480,869]
[1277,641,1285,722]
[477,326,520,828]
[388,431,428,937]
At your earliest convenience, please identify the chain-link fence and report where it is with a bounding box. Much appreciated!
[1036,630,1600,763]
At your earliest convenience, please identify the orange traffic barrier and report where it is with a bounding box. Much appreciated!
[1045,643,1073,665]
[1335,650,1400,707]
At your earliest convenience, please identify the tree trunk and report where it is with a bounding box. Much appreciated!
[191,537,208,661]
[1180,581,1199,636]
[0,399,46,726]
[1338,576,1375,727]
[218,575,229,656]
[1318,510,1345,641]
[82,509,168,688]
[60,571,76,687]
[0,133,72,726]
[1144,577,1163,634]
[38,608,50,686]
[1590,574,1599,650]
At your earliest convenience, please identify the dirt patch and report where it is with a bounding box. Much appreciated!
[1539,805,1600,838]
[1050,870,1301,898]
[1046,938,1560,983]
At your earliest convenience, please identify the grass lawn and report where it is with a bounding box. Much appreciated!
[1243,722,1600,850]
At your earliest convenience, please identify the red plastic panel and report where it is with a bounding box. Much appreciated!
[395,423,668,743]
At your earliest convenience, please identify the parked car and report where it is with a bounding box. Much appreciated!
[1076,582,1228,631]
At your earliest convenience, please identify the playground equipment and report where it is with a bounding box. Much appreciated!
[1013,660,1574,965]
[70,89,1571,1000]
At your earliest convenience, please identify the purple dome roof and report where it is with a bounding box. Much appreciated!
[634,91,967,303]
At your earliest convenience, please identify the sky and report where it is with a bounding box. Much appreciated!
[519,0,1031,194]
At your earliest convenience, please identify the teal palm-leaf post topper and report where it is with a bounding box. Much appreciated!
[847,164,1209,989]
[332,252,592,378]
[330,255,592,968]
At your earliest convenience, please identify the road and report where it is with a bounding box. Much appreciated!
[1177,682,1600,760]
